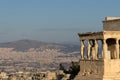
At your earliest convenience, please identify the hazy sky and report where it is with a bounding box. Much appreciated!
[0,0,120,43]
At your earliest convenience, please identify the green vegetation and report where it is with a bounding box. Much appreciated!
[59,61,80,79]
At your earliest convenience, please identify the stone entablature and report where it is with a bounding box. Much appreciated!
[103,17,120,31]
[105,17,120,21]
[78,31,103,40]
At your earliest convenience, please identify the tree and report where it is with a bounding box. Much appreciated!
[59,61,80,79]
[69,61,80,79]
[59,63,65,71]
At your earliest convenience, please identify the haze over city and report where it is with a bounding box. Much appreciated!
[0,0,120,43]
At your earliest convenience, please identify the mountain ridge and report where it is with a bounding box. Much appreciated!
[0,39,80,52]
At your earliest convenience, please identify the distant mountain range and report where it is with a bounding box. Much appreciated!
[0,39,80,52]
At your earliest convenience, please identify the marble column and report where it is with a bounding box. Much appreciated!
[101,40,104,59]
[87,40,91,59]
[94,40,98,59]
[91,40,96,59]
[103,39,108,59]
[80,40,84,59]
[116,39,119,59]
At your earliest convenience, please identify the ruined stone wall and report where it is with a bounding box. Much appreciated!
[74,60,104,80]
[103,20,120,31]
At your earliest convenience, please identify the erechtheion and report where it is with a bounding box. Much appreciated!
[75,17,120,80]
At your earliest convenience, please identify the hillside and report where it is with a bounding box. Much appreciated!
[0,39,80,52]
[0,40,80,72]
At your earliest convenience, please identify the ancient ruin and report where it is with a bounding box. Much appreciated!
[74,17,120,80]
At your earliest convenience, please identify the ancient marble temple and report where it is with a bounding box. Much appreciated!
[74,17,120,80]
